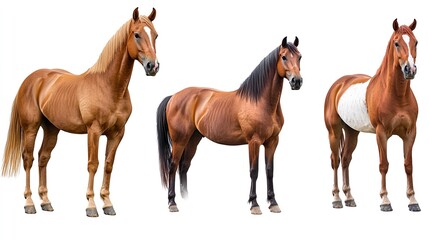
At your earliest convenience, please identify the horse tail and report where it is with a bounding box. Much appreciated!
[2,98,22,177]
[156,95,172,188]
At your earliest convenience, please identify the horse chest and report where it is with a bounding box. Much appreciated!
[337,81,375,133]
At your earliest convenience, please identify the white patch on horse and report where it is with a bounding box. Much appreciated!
[144,26,154,51]
[403,35,414,67]
[337,80,375,133]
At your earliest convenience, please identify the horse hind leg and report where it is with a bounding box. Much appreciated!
[328,126,343,209]
[21,126,41,214]
[341,126,359,207]
[179,131,203,199]
[38,121,60,212]
[167,143,185,212]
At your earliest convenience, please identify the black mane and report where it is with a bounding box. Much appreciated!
[236,46,280,102]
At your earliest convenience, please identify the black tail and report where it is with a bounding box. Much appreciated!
[157,95,172,188]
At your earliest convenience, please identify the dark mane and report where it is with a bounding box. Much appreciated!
[237,46,280,102]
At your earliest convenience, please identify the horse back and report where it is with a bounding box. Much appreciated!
[16,68,89,133]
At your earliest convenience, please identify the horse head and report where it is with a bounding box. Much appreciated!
[128,7,159,76]
[392,18,417,80]
[277,36,302,90]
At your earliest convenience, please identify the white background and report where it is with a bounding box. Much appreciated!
[1,0,428,239]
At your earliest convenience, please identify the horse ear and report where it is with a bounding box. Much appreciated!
[148,8,156,21]
[133,7,139,21]
[281,37,287,48]
[409,19,417,31]
[294,36,299,47]
[392,18,399,31]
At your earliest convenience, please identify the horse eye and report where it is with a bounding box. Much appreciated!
[415,41,418,47]
[299,55,302,61]
[394,41,399,48]
[282,56,287,61]
[134,33,140,39]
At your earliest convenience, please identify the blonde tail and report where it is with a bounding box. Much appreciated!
[2,98,22,176]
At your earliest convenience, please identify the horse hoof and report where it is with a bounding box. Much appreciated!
[408,203,421,212]
[41,203,54,212]
[345,199,356,207]
[332,200,343,209]
[269,204,281,213]
[103,206,116,216]
[251,206,262,215]
[86,208,99,217]
[169,204,179,212]
[380,204,393,212]
[24,205,37,214]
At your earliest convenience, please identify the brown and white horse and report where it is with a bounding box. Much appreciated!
[157,36,302,214]
[324,19,419,211]
[2,7,159,217]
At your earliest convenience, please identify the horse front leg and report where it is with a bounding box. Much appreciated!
[264,137,281,213]
[375,126,392,211]
[403,128,420,212]
[100,128,125,216]
[248,139,261,215]
[86,129,101,217]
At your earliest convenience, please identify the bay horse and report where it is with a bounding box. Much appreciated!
[1,7,159,217]
[324,19,419,211]
[157,36,302,214]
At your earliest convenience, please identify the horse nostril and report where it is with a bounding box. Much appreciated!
[404,65,410,73]
[147,62,153,70]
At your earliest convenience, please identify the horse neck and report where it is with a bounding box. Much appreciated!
[88,42,135,100]
[237,47,283,110]
[263,73,284,111]
[373,44,411,98]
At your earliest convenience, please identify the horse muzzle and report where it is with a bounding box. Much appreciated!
[141,58,159,76]
[403,63,417,80]
[289,77,303,90]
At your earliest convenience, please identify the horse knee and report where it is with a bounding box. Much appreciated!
[87,161,99,173]
[404,162,413,175]
[250,167,259,179]
[330,154,340,169]
[379,162,389,174]
[38,154,51,167]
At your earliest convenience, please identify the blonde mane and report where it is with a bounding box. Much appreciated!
[87,16,154,74]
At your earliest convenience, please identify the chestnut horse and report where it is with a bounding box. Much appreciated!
[1,7,159,217]
[324,19,419,211]
[157,36,302,214]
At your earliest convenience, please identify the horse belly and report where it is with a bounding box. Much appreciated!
[337,81,375,133]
